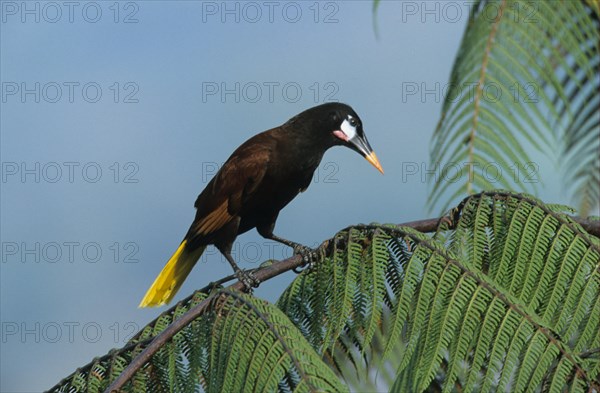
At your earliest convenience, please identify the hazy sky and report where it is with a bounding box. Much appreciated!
[0,1,571,391]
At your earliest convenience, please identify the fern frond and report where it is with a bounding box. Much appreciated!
[206,290,346,392]
[429,0,600,215]
[50,288,346,393]
[49,191,599,393]
[279,191,599,391]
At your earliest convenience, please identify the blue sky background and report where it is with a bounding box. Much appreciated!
[0,1,578,391]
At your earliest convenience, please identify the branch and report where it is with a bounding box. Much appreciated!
[104,241,326,392]
[47,193,598,392]
[104,210,598,392]
[569,217,599,238]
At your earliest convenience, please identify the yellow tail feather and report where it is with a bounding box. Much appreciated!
[139,240,206,308]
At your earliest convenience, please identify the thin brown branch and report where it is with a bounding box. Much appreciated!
[104,241,324,392]
[46,193,598,392]
[104,210,598,392]
[566,217,599,237]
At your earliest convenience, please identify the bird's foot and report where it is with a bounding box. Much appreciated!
[292,245,319,273]
[236,269,260,292]
[437,215,454,230]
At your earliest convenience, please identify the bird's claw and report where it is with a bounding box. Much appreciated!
[294,245,318,264]
[236,269,260,292]
[292,245,318,273]
[437,215,454,230]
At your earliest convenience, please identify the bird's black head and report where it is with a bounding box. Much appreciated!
[287,103,384,174]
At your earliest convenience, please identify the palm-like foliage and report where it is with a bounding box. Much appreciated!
[278,192,599,392]
[50,290,345,393]
[49,191,599,392]
[47,2,600,390]
[427,0,599,215]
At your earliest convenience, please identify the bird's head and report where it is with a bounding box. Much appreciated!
[289,103,384,174]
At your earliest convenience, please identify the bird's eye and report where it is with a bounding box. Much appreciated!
[349,118,357,127]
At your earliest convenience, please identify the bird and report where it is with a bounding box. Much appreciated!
[139,102,383,307]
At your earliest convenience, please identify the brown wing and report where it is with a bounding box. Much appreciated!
[188,130,276,240]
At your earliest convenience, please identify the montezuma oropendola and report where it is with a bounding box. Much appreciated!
[139,103,383,307]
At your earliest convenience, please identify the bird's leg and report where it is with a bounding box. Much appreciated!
[264,234,318,267]
[220,250,260,291]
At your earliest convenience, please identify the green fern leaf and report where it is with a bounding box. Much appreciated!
[429,0,600,215]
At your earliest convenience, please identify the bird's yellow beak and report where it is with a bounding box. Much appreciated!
[365,151,384,174]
